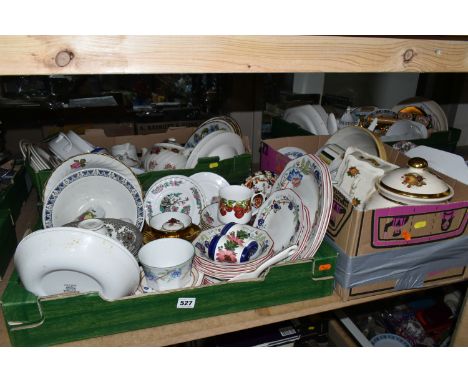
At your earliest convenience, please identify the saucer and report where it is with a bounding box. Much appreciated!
[136,267,203,294]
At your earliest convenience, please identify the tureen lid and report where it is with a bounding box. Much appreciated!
[377,157,454,202]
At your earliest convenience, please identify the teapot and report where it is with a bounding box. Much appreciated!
[141,142,192,172]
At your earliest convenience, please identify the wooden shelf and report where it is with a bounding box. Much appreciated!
[0,36,468,75]
[1,35,467,346]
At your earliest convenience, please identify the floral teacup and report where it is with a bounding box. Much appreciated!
[138,238,194,291]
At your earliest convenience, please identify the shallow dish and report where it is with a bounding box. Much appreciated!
[185,131,245,169]
[63,218,143,257]
[43,168,145,230]
[14,227,140,300]
[185,116,240,149]
[189,172,230,204]
[192,225,274,280]
[144,175,207,225]
[43,153,142,203]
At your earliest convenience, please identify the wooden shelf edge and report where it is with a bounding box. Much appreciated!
[1,36,468,75]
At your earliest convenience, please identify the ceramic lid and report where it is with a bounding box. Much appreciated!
[377,157,454,203]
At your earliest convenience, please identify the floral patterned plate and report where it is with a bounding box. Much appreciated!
[253,188,306,253]
[271,154,333,260]
[192,225,274,280]
[43,153,142,203]
[184,116,240,149]
[144,175,207,225]
[135,267,203,295]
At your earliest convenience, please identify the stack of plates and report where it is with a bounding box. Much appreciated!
[270,154,333,261]
[19,140,61,172]
[192,225,274,280]
[283,104,329,135]
[185,116,241,149]
[42,153,144,230]
[392,98,448,132]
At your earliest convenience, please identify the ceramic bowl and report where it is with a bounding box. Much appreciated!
[138,238,195,291]
[144,212,201,243]
[63,218,143,257]
[208,224,260,264]
[42,167,145,230]
[14,227,140,300]
[192,225,274,280]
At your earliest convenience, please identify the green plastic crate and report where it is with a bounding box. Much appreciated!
[0,240,338,346]
[27,153,252,201]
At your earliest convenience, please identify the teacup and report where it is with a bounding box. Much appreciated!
[138,238,194,291]
[77,218,109,237]
[218,185,253,224]
[209,224,259,263]
[145,212,201,243]
[48,132,82,160]
[111,143,139,167]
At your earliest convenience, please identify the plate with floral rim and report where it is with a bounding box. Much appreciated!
[184,117,239,149]
[144,175,207,225]
[253,188,306,253]
[43,153,142,203]
[43,168,145,230]
[272,154,333,260]
[135,267,203,294]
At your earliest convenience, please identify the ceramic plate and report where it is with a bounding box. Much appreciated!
[186,131,245,169]
[43,153,142,203]
[14,227,140,300]
[278,146,307,160]
[326,113,338,135]
[253,188,305,252]
[272,154,333,260]
[200,203,223,229]
[135,267,203,294]
[189,172,230,205]
[325,126,387,160]
[371,333,411,347]
[43,168,145,230]
[284,107,317,134]
[63,218,143,257]
[304,104,329,135]
[144,175,206,225]
[185,117,239,149]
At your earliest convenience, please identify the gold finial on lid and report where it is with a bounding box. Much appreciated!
[408,157,428,169]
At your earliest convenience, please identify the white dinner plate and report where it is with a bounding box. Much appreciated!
[186,131,245,169]
[253,188,305,253]
[185,117,239,149]
[15,227,140,300]
[144,175,207,225]
[284,107,317,134]
[189,172,230,205]
[43,168,145,230]
[43,153,142,203]
[278,146,307,160]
